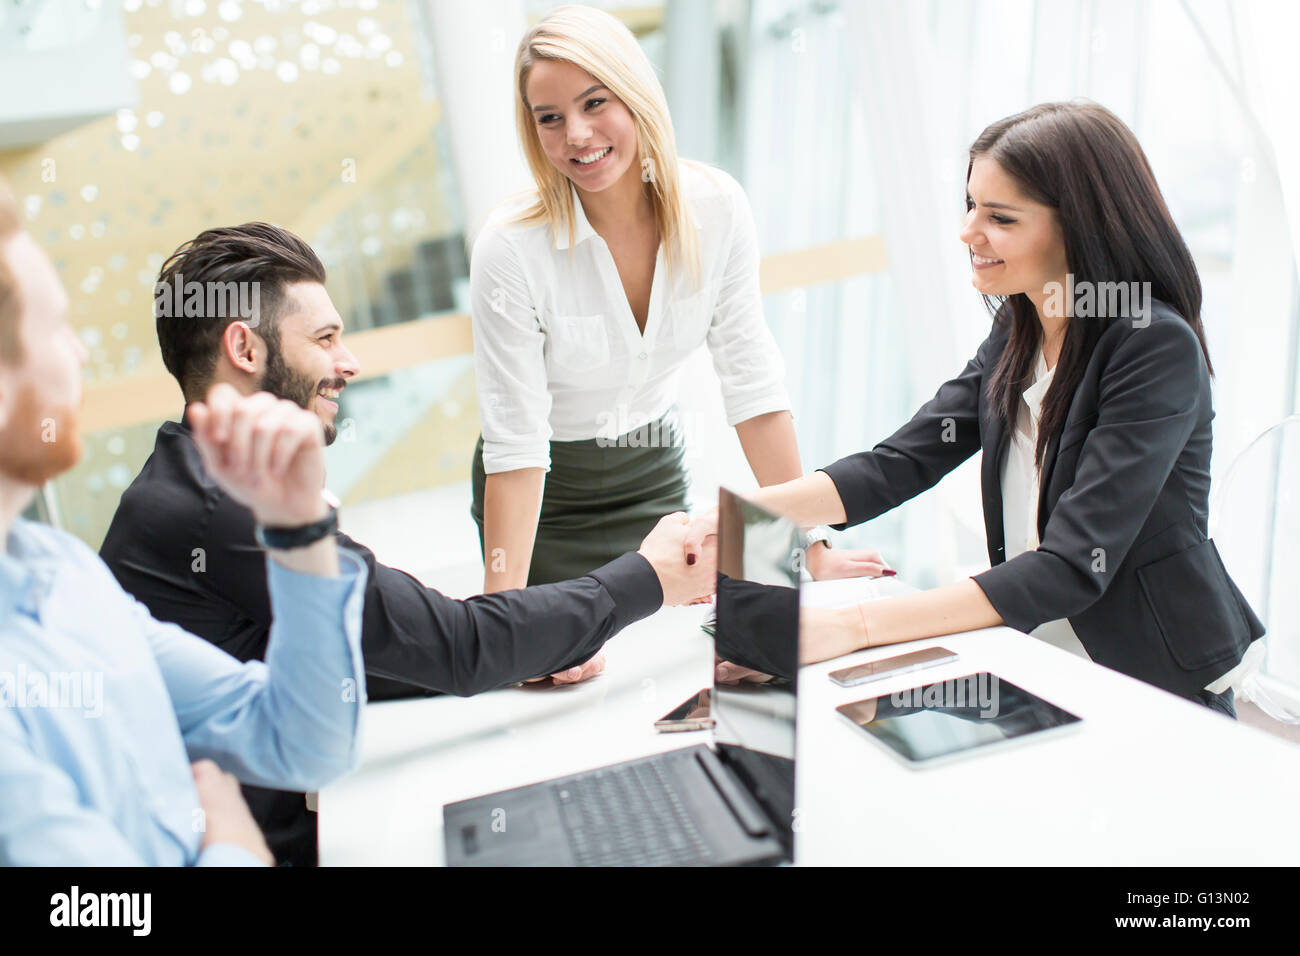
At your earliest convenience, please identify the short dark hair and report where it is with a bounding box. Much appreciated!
[155,222,326,401]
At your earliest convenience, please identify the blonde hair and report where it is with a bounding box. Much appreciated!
[0,180,23,364]
[512,4,700,286]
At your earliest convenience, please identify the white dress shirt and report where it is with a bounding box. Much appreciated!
[469,161,790,474]
[1000,351,1246,694]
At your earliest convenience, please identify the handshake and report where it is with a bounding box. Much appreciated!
[635,510,719,607]
[539,510,716,687]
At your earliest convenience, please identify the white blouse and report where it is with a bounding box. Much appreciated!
[1000,352,1094,660]
[1000,352,1244,694]
[469,161,790,474]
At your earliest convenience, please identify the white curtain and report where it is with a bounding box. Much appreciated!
[1237,0,1300,285]
[1195,0,1300,713]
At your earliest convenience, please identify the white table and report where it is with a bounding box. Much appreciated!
[319,577,1300,865]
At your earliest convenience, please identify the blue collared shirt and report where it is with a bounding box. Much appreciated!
[0,518,368,866]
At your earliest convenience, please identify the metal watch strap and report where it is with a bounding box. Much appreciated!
[255,506,339,551]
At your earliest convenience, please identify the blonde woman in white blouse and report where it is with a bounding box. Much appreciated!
[469,7,886,678]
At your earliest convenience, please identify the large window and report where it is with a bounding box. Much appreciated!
[0,0,471,547]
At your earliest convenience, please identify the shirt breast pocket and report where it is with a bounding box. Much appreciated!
[547,313,610,373]
[671,283,717,351]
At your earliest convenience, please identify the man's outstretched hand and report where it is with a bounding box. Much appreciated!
[638,511,717,606]
[523,511,716,686]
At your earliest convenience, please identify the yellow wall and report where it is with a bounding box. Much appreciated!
[1,0,468,546]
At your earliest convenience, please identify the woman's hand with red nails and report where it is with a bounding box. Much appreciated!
[805,542,894,581]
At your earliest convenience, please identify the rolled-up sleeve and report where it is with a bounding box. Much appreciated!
[470,224,554,473]
[144,549,369,793]
[706,176,791,426]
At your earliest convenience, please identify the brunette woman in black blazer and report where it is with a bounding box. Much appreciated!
[714,102,1263,715]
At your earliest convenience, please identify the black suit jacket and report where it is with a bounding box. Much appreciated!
[99,418,663,864]
[100,421,662,697]
[821,301,1264,699]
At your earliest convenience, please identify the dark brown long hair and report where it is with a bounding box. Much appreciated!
[972,101,1212,465]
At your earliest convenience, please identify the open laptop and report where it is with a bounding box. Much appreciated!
[442,487,802,866]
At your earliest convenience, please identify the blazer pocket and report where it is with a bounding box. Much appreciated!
[1137,539,1251,671]
[548,313,610,372]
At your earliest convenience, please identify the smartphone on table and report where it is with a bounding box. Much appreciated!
[828,646,958,687]
[653,688,714,732]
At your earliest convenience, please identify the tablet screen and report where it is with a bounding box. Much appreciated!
[836,672,1080,763]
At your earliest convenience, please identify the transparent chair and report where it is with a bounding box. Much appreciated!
[23,486,63,529]
[1209,414,1300,722]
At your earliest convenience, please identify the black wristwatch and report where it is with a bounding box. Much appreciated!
[255,505,339,551]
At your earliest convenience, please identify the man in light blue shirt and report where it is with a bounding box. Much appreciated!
[0,185,368,866]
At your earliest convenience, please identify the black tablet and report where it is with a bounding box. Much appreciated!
[836,672,1081,767]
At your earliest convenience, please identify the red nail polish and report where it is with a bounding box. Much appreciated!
[687,554,696,566]
[881,569,897,577]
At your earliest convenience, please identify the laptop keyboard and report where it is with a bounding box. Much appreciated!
[553,759,714,866]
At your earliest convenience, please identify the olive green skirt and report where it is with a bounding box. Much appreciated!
[471,410,690,586]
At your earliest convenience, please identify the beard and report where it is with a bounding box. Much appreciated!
[0,381,83,485]
[259,337,342,446]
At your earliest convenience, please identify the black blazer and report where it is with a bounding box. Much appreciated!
[821,300,1264,699]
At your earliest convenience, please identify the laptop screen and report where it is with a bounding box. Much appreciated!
[711,487,801,857]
